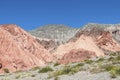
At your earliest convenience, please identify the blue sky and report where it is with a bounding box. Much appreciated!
[0,0,120,30]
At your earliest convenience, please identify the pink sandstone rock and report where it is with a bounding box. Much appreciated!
[95,31,120,52]
[0,24,53,73]
[58,49,96,64]
[54,35,104,61]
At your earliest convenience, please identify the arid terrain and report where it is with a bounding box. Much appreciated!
[0,23,120,80]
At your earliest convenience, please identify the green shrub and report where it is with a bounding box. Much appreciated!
[104,65,114,71]
[4,68,9,73]
[84,59,93,64]
[103,65,120,78]
[54,62,60,67]
[76,63,84,66]
[109,66,120,78]
[96,58,105,62]
[116,56,120,61]
[110,52,120,56]
[51,65,80,77]
[110,52,117,56]
[110,56,120,64]
[70,66,80,74]
[108,57,114,61]
[38,66,53,73]
[52,66,70,77]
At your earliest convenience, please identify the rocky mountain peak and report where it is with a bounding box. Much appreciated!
[29,24,79,44]
[0,24,25,36]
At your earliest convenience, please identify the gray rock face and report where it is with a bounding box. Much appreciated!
[81,23,120,43]
[29,23,120,44]
[29,24,79,44]
[105,26,120,43]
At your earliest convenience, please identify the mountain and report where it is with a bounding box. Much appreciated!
[0,24,53,73]
[29,24,79,44]
[0,23,120,80]
[29,23,120,64]
[0,23,120,73]
[29,24,79,53]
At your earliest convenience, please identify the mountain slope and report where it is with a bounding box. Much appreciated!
[29,23,120,64]
[0,24,53,73]
[29,24,79,44]
[81,23,120,43]
[81,23,120,52]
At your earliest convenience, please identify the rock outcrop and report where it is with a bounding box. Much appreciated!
[54,35,104,63]
[35,38,59,53]
[73,23,120,53]
[58,49,96,64]
[81,23,120,43]
[0,24,53,73]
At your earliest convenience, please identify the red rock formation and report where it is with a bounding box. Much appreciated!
[96,31,120,52]
[0,24,53,73]
[54,35,104,63]
[70,28,120,53]
[35,38,59,53]
[54,28,120,64]
[58,49,96,64]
